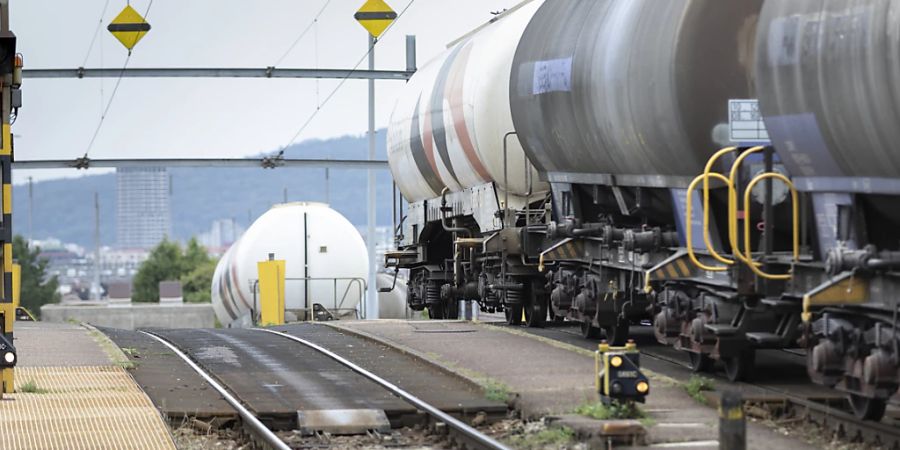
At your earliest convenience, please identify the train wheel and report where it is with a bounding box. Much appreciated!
[688,352,713,373]
[524,284,547,328]
[549,308,566,325]
[603,319,629,346]
[581,321,601,339]
[849,394,887,421]
[723,350,755,382]
[428,305,445,320]
[505,304,523,326]
[443,299,459,320]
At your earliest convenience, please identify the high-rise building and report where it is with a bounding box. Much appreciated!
[116,167,172,249]
[198,218,245,253]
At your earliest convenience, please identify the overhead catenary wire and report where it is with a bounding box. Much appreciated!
[272,0,332,68]
[282,0,418,149]
[82,0,113,68]
[82,0,154,159]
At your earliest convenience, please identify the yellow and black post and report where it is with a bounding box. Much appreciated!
[719,391,746,450]
[0,0,18,396]
[595,340,650,404]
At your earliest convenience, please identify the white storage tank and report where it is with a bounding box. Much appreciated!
[211,203,368,326]
[386,0,548,203]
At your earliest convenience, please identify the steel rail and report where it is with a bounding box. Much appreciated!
[139,331,291,450]
[12,158,388,170]
[255,328,512,450]
[23,67,413,81]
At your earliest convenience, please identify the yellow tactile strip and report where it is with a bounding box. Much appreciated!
[0,366,176,450]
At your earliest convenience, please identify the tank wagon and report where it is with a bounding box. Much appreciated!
[212,203,368,326]
[385,0,900,420]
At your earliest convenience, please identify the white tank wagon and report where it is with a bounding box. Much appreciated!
[211,203,368,326]
[386,0,548,204]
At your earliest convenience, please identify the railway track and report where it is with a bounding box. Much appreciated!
[141,328,509,450]
[503,322,900,449]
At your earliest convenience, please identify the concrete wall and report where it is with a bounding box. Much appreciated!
[40,303,215,330]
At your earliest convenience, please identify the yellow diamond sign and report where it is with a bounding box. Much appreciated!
[107,5,151,52]
[354,0,397,39]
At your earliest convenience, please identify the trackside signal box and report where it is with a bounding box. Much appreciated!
[595,340,650,404]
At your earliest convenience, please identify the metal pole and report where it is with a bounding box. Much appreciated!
[406,36,417,72]
[22,67,414,81]
[324,167,330,204]
[366,34,378,320]
[303,212,310,321]
[26,175,31,243]
[93,192,101,300]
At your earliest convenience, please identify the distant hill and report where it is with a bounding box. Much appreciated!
[13,130,395,247]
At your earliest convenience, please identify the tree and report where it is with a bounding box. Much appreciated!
[181,259,216,303]
[133,237,215,303]
[12,235,60,317]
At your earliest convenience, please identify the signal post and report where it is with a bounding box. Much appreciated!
[0,0,19,395]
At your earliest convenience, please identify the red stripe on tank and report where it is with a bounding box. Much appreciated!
[422,100,440,177]
[447,43,491,182]
[230,262,253,311]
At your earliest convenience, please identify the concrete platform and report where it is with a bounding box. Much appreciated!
[329,319,820,449]
[41,303,215,330]
[14,322,114,367]
[0,322,176,449]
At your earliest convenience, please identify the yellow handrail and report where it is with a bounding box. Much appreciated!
[686,172,731,272]
[727,146,765,257]
[702,147,738,265]
[741,172,800,280]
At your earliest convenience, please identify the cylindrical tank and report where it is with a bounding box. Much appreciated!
[387,0,547,203]
[756,0,900,180]
[510,0,762,182]
[376,272,409,319]
[211,203,368,326]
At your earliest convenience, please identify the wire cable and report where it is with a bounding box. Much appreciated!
[272,0,332,68]
[82,0,155,159]
[282,0,418,149]
[82,0,113,68]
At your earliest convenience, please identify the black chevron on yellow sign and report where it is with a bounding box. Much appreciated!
[107,5,151,51]
[355,0,396,39]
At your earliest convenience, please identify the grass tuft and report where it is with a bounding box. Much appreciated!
[19,380,50,394]
[683,375,715,404]
[484,379,511,403]
[575,400,647,420]
[507,426,574,448]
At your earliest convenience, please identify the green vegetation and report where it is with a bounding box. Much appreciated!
[181,259,217,303]
[684,375,715,404]
[575,400,647,420]
[133,237,214,303]
[83,326,135,370]
[483,379,511,403]
[120,347,138,357]
[13,235,61,318]
[507,426,574,449]
[19,380,49,394]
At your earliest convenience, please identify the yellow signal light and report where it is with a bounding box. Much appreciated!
[610,355,624,368]
[636,381,649,394]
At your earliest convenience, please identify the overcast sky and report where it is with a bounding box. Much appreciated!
[12,0,524,183]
